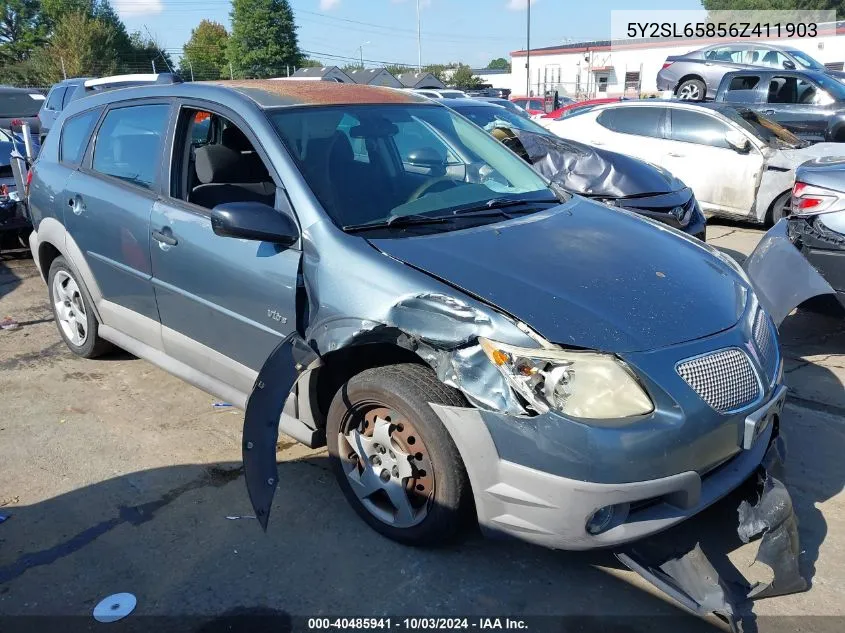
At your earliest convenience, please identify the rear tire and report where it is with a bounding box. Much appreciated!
[326,363,472,546]
[676,78,706,101]
[48,257,111,358]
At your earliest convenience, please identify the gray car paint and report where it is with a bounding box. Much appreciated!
[28,81,785,550]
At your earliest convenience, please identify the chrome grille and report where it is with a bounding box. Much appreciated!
[677,348,760,413]
[753,309,778,382]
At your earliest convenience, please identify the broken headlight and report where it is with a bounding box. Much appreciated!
[478,337,653,419]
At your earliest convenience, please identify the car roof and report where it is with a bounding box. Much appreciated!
[698,41,792,52]
[586,99,737,116]
[722,67,829,80]
[0,86,43,94]
[471,96,509,103]
[439,97,503,108]
[61,80,429,113]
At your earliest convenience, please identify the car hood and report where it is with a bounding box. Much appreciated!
[771,142,845,167]
[512,129,685,199]
[370,199,747,353]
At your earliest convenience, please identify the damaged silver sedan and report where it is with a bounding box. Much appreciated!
[29,81,791,557]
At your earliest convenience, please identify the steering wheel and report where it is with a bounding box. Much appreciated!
[408,176,459,202]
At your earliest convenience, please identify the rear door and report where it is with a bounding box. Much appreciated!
[149,101,299,393]
[591,105,669,163]
[663,108,763,217]
[63,100,172,349]
[40,86,66,136]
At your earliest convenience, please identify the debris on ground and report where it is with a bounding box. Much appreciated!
[93,592,137,623]
[0,316,20,330]
[213,402,233,408]
[225,515,256,520]
[0,495,19,507]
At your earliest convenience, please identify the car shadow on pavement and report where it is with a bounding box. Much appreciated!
[0,254,22,302]
[0,459,726,632]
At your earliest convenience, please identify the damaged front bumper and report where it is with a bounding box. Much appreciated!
[617,434,806,631]
[744,218,841,325]
[429,384,785,551]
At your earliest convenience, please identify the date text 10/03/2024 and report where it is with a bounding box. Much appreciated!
[307,618,529,630]
[626,22,818,39]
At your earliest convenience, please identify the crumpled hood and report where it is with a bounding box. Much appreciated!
[512,129,684,199]
[371,199,747,353]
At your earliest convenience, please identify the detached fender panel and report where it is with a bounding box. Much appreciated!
[243,333,321,530]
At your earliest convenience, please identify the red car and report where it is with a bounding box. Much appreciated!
[541,97,624,120]
[510,96,548,116]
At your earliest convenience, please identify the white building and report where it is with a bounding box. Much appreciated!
[510,22,845,99]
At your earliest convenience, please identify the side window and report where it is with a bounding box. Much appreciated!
[92,104,169,189]
[767,76,800,104]
[723,75,761,103]
[59,109,101,166]
[173,107,275,211]
[755,49,788,69]
[597,107,665,138]
[45,87,66,111]
[62,85,79,108]
[706,47,743,63]
[669,109,732,148]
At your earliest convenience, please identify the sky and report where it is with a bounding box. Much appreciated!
[115,0,704,68]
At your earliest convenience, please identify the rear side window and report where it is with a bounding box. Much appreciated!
[92,104,170,189]
[597,107,664,138]
[669,109,732,148]
[59,109,101,165]
[723,75,761,103]
[45,87,66,111]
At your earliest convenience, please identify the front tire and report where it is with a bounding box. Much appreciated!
[327,364,472,546]
[768,191,792,226]
[676,78,706,101]
[48,257,111,358]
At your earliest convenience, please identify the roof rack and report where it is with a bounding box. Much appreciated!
[83,73,182,90]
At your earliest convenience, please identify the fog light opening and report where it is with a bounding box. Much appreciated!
[586,503,630,535]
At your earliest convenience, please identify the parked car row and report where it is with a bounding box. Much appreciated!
[20,79,794,569]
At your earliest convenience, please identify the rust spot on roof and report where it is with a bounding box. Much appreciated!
[204,80,424,107]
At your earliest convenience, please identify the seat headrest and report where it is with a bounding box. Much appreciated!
[195,144,255,184]
[222,126,253,152]
[329,132,354,163]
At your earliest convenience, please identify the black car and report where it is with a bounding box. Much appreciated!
[715,68,845,143]
[442,98,707,239]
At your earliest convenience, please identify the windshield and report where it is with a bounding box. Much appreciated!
[786,50,826,71]
[452,104,549,135]
[270,104,554,230]
[720,106,803,148]
[0,91,44,117]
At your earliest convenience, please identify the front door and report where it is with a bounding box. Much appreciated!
[759,75,832,142]
[149,104,300,394]
[664,108,763,217]
[63,101,172,347]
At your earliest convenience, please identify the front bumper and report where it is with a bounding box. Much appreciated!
[432,387,783,550]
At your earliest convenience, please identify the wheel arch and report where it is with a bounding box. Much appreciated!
[674,74,705,94]
[765,188,793,225]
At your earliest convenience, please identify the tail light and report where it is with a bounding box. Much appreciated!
[661,62,673,70]
[791,181,839,216]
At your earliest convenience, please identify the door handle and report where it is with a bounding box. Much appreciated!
[761,109,775,116]
[151,229,178,247]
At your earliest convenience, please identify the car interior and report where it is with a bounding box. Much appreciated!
[175,109,276,210]
[767,77,818,104]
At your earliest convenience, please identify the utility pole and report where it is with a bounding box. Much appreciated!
[358,41,370,68]
[187,60,194,82]
[526,0,531,97]
[60,57,67,80]
[152,59,156,73]
[416,0,422,71]
[229,62,234,79]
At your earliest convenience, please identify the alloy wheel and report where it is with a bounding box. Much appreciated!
[678,84,701,100]
[52,270,88,347]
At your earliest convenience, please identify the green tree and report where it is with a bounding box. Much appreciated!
[299,58,323,68]
[449,64,482,89]
[422,63,451,82]
[486,57,509,70]
[701,0,845,11]
[385,64,413,76]
[180,20,229,80]
[0,0,47,64]
[32,10,118,82]
[126,31,175,75]
[227,0,302,78]
[341,62,362,72]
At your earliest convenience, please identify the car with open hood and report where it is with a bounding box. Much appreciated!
[545,99,845,224]
[27,80,785,552]
[442,97,706,239]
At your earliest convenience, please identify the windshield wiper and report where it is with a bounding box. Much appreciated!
[450,196,560,217]
[343,214,453,233]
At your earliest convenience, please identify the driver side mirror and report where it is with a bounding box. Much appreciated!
[211,202,299,246]
[725,130,751,152]
[783,59,796,70]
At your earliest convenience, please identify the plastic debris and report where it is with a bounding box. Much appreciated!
[93,592,136,623]
[0,513,9,524]
[213,402,233,408]
[0,317,20,330]
[225,515,256,520]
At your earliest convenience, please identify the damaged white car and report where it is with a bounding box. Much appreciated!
[544,100,845,224]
